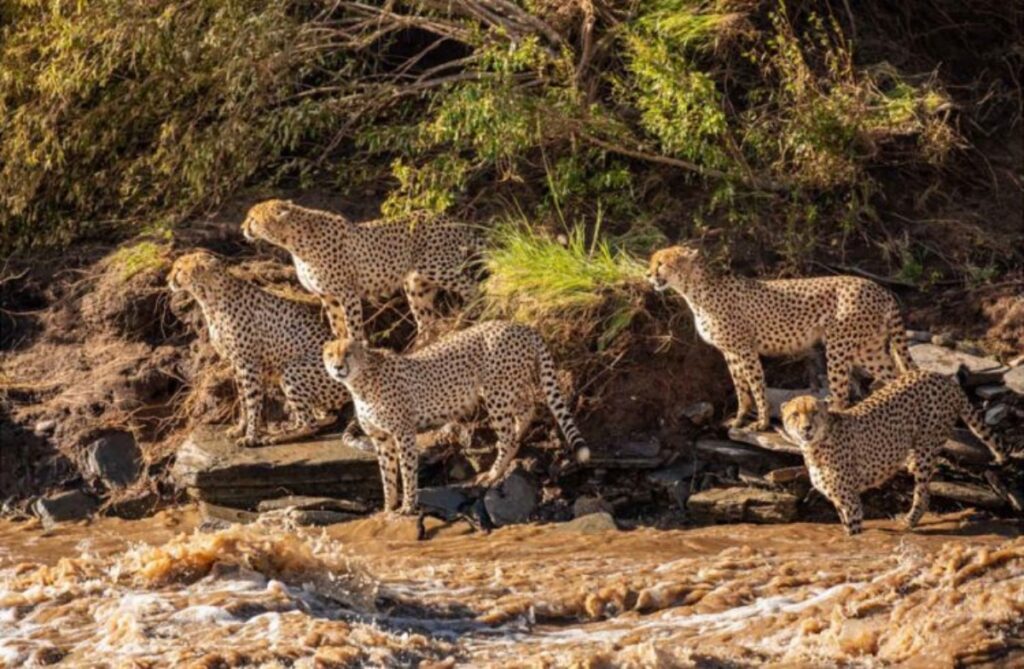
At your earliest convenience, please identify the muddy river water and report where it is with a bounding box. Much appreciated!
[0,506,1021,667]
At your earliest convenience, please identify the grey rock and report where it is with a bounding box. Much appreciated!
[680,401,715,426]
[647,461,699,510]
[484,472,538,526]
[1004,365,1024,395]
[764,466,809,484]
[909,344,1009,386]
[614,436,661,459]
[931,332,956,348]
[928,481,1006,510]
[696,438,797,471]
[256,495,370,515]
[906,330,932,343]
[85,431,142,488]
[573,495,614,518]
[418,486,472,520]
[687,487,798,524]
[555,511,618,534]
[726,428,804,455]
[107,490,160,520]
[33,490,98,527]
[287,509,360,526]
[955,341,984,357]
[984,404,1009,426]
[974,384,1009,400]
[173,425,380,508]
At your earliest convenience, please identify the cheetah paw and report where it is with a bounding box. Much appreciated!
[235,436,263,448]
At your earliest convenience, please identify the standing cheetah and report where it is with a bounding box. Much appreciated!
[169,251,350,447]
[648,244,914,429]
[241,199,482,343]
[781,370,1007,535]
[321,320,590,514]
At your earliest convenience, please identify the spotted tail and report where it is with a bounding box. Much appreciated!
[954,372,1008,465]
[534,336,590,464]
[888,306,916,374]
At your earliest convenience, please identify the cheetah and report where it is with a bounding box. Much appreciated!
[241,199,482,343]
[648,244,914,430]
[781,370,1007,535]
[169,251,350,447]
[321,320,591,514]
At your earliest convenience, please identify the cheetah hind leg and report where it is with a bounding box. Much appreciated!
[904,448,936,529]
[477,403,528,487]
[396,433,421,515]
[376,436,401,513]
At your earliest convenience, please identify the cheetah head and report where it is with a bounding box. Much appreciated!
[780,395,831,448]
[647,245,704,293]
[242,199,296,250]
[322,338,367,385]
[168,251,225,298]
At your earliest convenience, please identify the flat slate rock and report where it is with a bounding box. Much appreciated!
[174,425,381,509]
[1003,365,1024,395]
[909,344,1009,386]
[727,428,804,455]
[688,487,798,524]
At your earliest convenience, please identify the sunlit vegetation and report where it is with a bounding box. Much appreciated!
[2,0,1019,322]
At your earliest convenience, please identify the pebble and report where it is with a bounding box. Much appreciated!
[984,404,1009,426]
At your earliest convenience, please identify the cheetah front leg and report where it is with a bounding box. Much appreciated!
[834,489,864,536]
[396,433,420,515]
[319,289,365,342]
[824,336,855,409]
[375,435,401,513]
[726,351,769,431]
[403,272,441,345]
[234,363,266,448]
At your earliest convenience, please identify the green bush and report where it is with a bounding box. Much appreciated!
[2,0,1018,291]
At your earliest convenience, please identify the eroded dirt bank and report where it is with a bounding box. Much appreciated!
[1,508,1021,667]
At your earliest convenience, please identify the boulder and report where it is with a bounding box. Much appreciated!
[555,511,618,534]
[172,425,380,508]
[84,431,143,488]
[927,481,1006,510]
[647,461,699,509]
[726,428,804,455]
[33,490,98,527]
[1003,365,1024,395]
[765,466,809,484]
[484,472,538,526]
[417,486,473,520]
[974,384,1008,400]
[909,344,1009,386]
[931,332,955,348]
[107,489,159,519]
[572,495,614,518]
[906,330,932,343]
[984,404,1009,426]
[680,401,714,426]
[256,495,371,515]
[687,487,798,524]
[696,438,797,470]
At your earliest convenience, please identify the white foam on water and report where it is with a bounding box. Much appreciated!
[170,605,237,624]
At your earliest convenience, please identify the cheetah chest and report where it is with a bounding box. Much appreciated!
[682,296,717,345]
[293,256,324,295]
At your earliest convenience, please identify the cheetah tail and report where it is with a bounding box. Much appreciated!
[535,340,590,464]
[956,379,1008,466]
[888,308,916,374]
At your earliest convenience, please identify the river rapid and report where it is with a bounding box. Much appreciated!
[0,506,1021,668]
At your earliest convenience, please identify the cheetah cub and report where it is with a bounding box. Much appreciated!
[242,199,481,343]
[648,244,914,430]
[781,370,1007,535]
[169,251,349,447]
[322,320,590,514]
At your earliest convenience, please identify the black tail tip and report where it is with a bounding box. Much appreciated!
[955,363,970,387]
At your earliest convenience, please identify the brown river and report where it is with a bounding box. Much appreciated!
[0,506,1021,668]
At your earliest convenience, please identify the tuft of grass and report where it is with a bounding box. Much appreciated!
[483,220,646,348]
[107,241,170,280]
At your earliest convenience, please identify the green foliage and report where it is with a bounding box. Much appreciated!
[1,0,1015,294]
[107,240,171,280]
[483,219,645,347]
